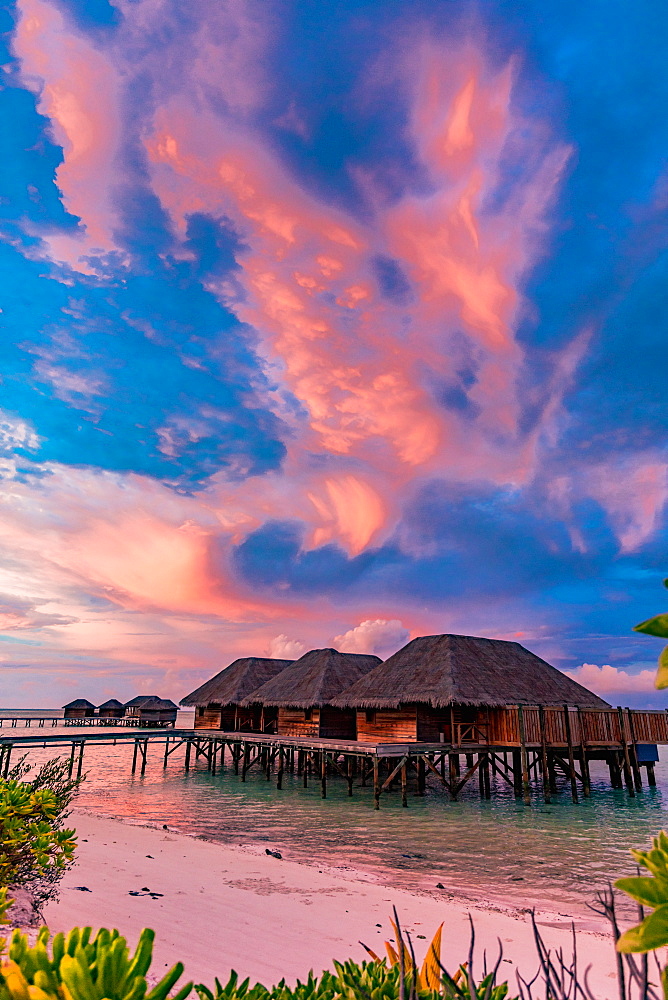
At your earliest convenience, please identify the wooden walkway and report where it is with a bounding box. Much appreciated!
[0,723,661,807]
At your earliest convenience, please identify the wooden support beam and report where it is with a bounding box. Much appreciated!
[373,758,380,809]
[321,751,327,799]
[416,755,425,796]
[646,762,657,787]
[482,753,491,799]
[76,741,85,779]
[131,739,138,776]
[277,747,284,789]
[382,756,409,792]
[576,709,591,797]
[448,753,458,800]
[512,749,522,798]
[211,740,217,776]
[163,736,170,769]
[1,745,11,779]
[401,760,408,807]
[563,705,579,804]
[538,706,551,803]
[617,707,636,798]
[141,738,148,776]
[185,739,191,773]
[347,755,354,797]
[241,742,250,781]
[517,705,531,804]
[626,708,643,792]
[487,753,514,789]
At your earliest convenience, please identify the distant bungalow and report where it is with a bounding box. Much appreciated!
[63,698,96,720]
[331,633,609,743]
[182,634,608,743]
[124,696,178,727]
[242,648,381,739]
[180,657,295,731]
[97,698,125,719]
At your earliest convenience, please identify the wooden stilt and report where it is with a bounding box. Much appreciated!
[576,709,591,797]
[512,749,522,797]
[401,760,408,807]
[617,708,635,797]
[211,741,217,776]
[2,745,11,778]
[563,705,579,803]
[185,739,191,773]
[647,762,657,787]
[538,706,551,803]
[277,747,284,789]
[466,753,474,768]
[241,742,250,781]
[448,753,458,800]
[417,755,425,796]
[163,736,170,768]
[478,753,485,798]
[482,753,491,799]
[321,752,327,799]
[303,753,308,787]
[131,739,138,775]
[76,741,85,779]
[141,738,148,776]
[626,709,643,792]
[373,758,380,809]
[347,755,353,796]
[517,705,531,804]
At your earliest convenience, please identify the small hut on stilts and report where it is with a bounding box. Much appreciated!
[180,657,295,731]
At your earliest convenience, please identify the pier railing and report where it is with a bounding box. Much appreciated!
[488,706,668,747]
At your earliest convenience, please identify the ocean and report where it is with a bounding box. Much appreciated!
[4,708,667,919]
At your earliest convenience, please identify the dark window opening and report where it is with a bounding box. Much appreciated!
[365,709,376,724]
[304,708,312,721]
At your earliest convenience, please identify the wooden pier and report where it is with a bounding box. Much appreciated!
[0,705,664,806]
[0,716,146,728]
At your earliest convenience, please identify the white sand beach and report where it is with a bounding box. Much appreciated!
[39,810,621,994]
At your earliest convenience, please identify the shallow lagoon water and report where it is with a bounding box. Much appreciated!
[6,709,668,917]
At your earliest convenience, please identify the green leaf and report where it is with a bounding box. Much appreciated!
[634,614,668,638]
[657,646,668,690]
[615,876,668,908]
[617,904,668,953]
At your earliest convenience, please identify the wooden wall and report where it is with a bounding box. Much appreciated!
[319,707,357,739]
[195,705,223,729]
[355,707,417,742]
[277,707,320,737]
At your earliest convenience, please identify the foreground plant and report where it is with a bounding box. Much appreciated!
[0,922,192,1000]
[634,578,668,688]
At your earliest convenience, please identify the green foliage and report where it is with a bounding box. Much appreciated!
[616,830,668,952]
[0,756,82,905]
[633,578,668,688]
[0,925,192,1000]
[0,779,76,891]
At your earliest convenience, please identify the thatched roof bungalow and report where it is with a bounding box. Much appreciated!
[180,657,294,731]
[97,698,124,718]
[332,634,610,744]
[124,696,178,727]
[245,648,381,739]
[63,698,96,719]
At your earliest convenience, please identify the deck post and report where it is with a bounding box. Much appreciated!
[576,709,591,797]
[141,739,148,776]
[277,747,284,789]
[517,705,531,804]
[538,706,551,803]
[617,707,636,797]
[373,758,380,809]
[131,740,138,775]
[401,759,408,807]
[211,740,217,776]
[185,739,191,772]
[2,745,11,778]
[417,755,425,796]
[347,755,354,796]
[321,752,327,799]
[563,705,579,803]
[303,753,308,787]
[76,741,85,779]
[512,750,522,797]
[482,753,491,799]
[448,754,458,800]
[626,709,643,791]
[647,762,657,787]
[241,742,250,781]
[163,736,170,768]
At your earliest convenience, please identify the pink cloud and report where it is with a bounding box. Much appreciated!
[333,618,410,657]
[267,634,305,659]
[566,662,658,695]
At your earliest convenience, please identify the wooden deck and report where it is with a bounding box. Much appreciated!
[1,706,664,807]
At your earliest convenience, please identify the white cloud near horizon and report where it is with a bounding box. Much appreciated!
[268,633,306,659]
[566,662,657,694]
[333,618,409,657]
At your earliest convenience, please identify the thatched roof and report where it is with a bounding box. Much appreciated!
[124,696,178,710]
[331,634,611,710]
[243,648,382,708]
[98,699,124,710]
[62,698,95,710]
[180,657,295,707]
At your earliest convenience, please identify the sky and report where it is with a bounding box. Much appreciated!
[1,0,667,708]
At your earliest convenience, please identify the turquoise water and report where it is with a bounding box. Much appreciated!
[7,712,668,917]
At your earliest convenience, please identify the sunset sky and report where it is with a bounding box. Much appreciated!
[1,0,667,707]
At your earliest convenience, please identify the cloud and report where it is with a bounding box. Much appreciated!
[267,634,305,659]
[333,618,409,657]
[566,662,658,695]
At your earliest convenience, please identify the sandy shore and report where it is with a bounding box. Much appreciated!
[40,810,620,994]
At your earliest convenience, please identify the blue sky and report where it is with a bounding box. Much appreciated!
[0,0,667,706]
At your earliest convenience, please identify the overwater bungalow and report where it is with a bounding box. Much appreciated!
[124,696,178,727]
[97,698,125,719]
[63,698,96,720]
[244,648,381,739]
[331,633,610,743]
[180,657,295,731]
